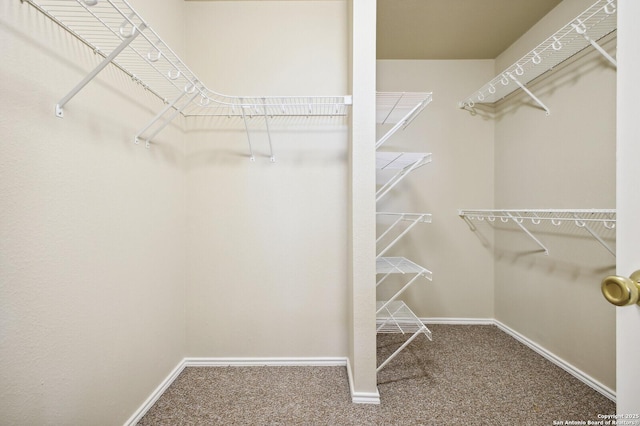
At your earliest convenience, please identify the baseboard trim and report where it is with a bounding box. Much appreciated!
[183,357,348,367]
[494,320,616,402]
[346,358,381,404]
[124,359,187,426]
[420,317,495,325]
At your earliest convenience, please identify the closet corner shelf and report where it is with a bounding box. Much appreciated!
[458,0,617,115]
[376,92,432,149]
[458,208,616,256]
[376,300,432,372]
[376,152,432,202]
[23,0,351,159]
[376,212,432,257]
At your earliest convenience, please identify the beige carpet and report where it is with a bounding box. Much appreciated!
[138,325,614,425]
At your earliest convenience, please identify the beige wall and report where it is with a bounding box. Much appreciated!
[376,60,496,320]
[0,1,187,424]
[184,1,350,358]
[493,0,616,391]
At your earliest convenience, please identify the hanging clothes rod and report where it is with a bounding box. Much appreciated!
[458,209,616,256]
[458,0,617,115]
[22,0,352,158]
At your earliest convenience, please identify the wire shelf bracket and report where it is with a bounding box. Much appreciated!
[23,0,352,157]
[376,92,432,149]
[458,209,616,256]
[376,256,432,313]
[376,212,432,258]
[458,0,617,115]
[376,152,432,203]
[376,300,432,372]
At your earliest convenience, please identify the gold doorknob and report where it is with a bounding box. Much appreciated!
[601,270,640,306]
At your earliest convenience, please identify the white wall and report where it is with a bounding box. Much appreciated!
[376,60,495,320]
[0,1,187,424]
[184,1,350,358]
[493,0,616,391]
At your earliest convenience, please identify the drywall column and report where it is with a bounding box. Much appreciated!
[616,0,640,414]
[347,0,379,403]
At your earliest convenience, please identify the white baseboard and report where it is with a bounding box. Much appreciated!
[183,357,347,367]
[346,358,381,404]
[420,317,495,325]
[124,359,187,426]
[494,320,616,402]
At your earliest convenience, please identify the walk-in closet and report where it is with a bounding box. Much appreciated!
[2,0,639,424]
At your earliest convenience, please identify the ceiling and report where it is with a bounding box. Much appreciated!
[377,0,563,60]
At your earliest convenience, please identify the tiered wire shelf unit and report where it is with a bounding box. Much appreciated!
[23,0,352,160]
[375,92,433,372]
[459,209,616,256]
[458,0,617,115]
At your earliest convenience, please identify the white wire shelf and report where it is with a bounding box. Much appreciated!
[458,208,616,256]
[458,0,617,115]
[376,212,432,258]
[376,92,432,149]
[376,256,432,319]
[23,0,352,157]
[376,152,432,202]
[376,256,432,278]
[376,300,432,372]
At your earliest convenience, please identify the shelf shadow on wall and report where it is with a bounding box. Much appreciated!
[461,217,615,280]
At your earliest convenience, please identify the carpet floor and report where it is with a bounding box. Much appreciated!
[138,325,614,425]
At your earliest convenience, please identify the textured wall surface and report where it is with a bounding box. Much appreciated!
[0,1,187,424]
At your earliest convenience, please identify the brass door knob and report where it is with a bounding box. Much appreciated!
[601,270,640,306]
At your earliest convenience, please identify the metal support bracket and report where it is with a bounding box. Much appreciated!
[572,213,616,256]
[506,212,549,255]
[135,91,187,146]
[376,158,429,203]
[240,106,255,162]
[262,99,275,162]
[55,23,146,118]
[376,327,426,373]
[137,90,200,148]
[573,18,617,68]
[507,72,550,116]
[376,213,431,258]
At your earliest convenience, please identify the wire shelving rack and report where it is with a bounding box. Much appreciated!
[458,0,617,115]
[22,0,352,159]
[458,208,616,256]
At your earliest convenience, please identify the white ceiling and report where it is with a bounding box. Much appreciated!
[377,0,563,59]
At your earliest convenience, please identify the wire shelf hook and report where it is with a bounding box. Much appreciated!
[531,50,542,65]
[118,14,137,39]
[604,0,616,14]
[572,19,587,35]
